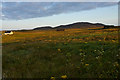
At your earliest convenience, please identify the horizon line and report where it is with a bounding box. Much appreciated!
[1,21,117,31]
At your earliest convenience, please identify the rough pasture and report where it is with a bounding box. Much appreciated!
[2,27,119,78]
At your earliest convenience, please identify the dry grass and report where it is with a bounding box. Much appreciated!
[2,27,118,43]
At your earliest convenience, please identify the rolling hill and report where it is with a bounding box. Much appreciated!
[33,22,105,30]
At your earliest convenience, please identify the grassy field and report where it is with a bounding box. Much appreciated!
[2,27,120,78]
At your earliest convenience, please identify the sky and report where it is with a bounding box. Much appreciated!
[1,2,118,30]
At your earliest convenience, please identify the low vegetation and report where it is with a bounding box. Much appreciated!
[2,27,120,78]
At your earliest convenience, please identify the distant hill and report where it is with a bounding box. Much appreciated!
[33,22,105,30]
[4,22,117,31]
[33,26,53,30]
[54,22,104,29]
[33,22,104,30]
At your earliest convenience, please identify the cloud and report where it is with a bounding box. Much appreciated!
[0,2,2,19]
[2,2,118,20]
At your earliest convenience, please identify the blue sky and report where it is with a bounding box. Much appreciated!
[1,2,118,30]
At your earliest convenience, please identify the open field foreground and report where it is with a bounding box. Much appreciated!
[2,27,120,78]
